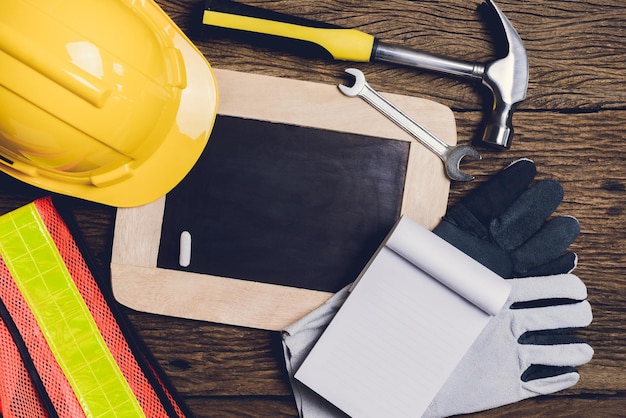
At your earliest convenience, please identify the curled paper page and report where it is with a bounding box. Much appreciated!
[384,216,511,316]
[296,215,512,418]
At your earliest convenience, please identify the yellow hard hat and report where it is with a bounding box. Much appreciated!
[0,0,218,207]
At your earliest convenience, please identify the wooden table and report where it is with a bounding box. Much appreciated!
[2,0,625,416]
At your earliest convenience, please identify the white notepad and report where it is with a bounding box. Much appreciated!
[294,215,511,418]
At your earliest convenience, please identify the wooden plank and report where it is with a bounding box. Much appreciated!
[127,311,291,396]
[183,398,297,417]
[161,0,626,111]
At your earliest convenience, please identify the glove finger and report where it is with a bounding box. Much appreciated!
[507,274,587,304]
[521,368,580,396]
[511,216,580,275]
[519,341,594,369]
[446,159,537,235]
[490,179,565,251]
[521,252,578,277]
[518,328,587,345]
[510,301,593,337]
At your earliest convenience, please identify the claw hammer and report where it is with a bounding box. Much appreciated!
[200,0,528,149]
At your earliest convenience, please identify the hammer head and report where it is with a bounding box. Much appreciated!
[480,0,529,149]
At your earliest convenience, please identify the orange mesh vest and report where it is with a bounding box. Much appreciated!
[0,196,190,417]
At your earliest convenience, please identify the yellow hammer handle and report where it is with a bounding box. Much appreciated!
[201,0,375,62]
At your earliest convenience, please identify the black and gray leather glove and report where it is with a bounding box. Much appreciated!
[433,158,579,278]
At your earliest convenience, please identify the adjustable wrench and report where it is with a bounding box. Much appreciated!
[339,69,480,182]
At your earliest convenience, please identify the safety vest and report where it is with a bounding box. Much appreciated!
[0,196,190,417]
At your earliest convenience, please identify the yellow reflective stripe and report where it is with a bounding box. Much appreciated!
[0,203,145,418]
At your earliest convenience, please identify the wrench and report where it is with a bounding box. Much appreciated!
[338,68,481,182]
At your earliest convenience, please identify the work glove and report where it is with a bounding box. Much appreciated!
[281,159,593,417]
[432,158,580,278]
[422,273,592,417]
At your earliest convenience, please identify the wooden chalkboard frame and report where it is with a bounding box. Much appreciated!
[111,69,455,330]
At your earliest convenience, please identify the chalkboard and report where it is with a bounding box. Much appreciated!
[111,69,454,330]
[156,115,408,293]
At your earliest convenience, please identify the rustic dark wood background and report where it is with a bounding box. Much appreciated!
[1,0,624,416]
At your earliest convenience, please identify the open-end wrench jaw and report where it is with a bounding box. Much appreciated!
[444,145,481,182]
[338,68,366,97]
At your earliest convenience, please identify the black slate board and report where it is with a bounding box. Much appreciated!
[156,115,409,293]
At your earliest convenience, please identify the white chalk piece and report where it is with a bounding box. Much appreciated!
[179,231,192,267]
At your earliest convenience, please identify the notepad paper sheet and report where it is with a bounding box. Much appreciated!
[294,216,510,417]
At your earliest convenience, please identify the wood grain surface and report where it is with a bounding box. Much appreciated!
[1,0,624,416]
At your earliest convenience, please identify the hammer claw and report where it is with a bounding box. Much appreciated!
[372,1,528,149]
